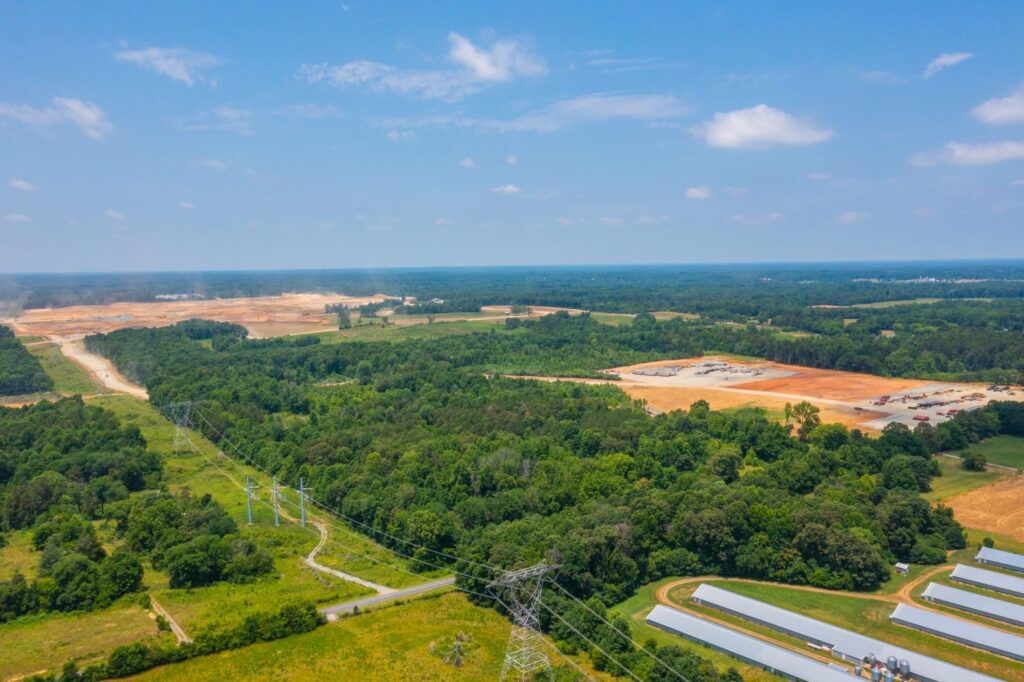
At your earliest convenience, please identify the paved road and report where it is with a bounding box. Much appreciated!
[320,576,456,619]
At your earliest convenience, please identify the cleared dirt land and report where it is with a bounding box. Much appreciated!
[946,475,1024,541]
[7,292,395,339]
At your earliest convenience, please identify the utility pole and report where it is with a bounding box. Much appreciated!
[488,561,555,682]
[245,475,259,526]
[299,477,312,528]
[273,477,280,527]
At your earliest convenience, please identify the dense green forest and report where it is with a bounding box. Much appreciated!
[0,325,52,396]
[78,316,1024,677]
[0,398,273,624]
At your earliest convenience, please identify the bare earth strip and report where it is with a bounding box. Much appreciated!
[55,337,148,400]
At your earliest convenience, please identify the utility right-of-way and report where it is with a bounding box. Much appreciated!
[319,577,457,620]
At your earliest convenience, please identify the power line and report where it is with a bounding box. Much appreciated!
[539,601,643,682]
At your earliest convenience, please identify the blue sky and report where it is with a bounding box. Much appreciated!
[2,1,1024,272]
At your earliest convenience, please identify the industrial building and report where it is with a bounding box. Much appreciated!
[890,604,1024,661]
[645,604,856,682]
[691,584,1000,682]
[975,546,1024,574]
[922,582,1024,627]
[951,564,1024,599]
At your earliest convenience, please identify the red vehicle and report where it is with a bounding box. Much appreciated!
[913,415,930,422]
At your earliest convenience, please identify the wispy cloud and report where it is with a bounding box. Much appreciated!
[9,179,37,192]
[691,105,833,149]
[493,184,521,194]
[460,157,477,168]
[911,141,1024,166]
[859,70,905,85]
[923,52,972,78]
[5,213,30,223]
[1013,179,1024,187]
[105,209,125,220]
[971,89,1024,126]
[202,159,227,170]
[493,94,687,132]
[834,210,870,223]
[0,97,112,139]
[179,106,254,135]
[116,46,220,87]
[729,211,784,225]
[298,31,545,101]
[180,201,194,210]
[505,155,519,165]
[386,129,413,142]
[684,186,712,199]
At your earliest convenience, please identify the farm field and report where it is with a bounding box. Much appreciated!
[945,474,1024,541]
[925,456,1007,502]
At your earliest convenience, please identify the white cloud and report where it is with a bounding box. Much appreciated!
[971,90,1024,126]
[684,186,712,199]
[911,141,1024,166]
[691,105,833,149]
[505,155,519,165]
[387,129,413,142]
[636,214,669,224]
[493,184,521,194]
[5,213,29,223]
[1013,179,1024,187]
[556,216,573,226]
[447,32,546,81]
[298,31,545,101]
[202,159,227,170]
[729,211,784,225]
[923,52,972,78]
[9,179,37,192]
[600,216,623,226]
[460,157,477,168]
[0,97,112,139]
[834,210,870,223]
[434,217,452,226]
[485,94,688,133]
[180,201,194,210]
[105,209,125,220]
[180,106,254,135]
[116,47,220,87]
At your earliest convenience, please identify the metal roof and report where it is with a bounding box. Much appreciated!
[923,582,1024,627]
[976,546,1024,573]
[951,563,1024,599]
[645,604,856,682]
[891,603,1024,661]
[691,583,1000,682]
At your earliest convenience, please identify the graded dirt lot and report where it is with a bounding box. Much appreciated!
[946,475,1024,541]
[727,364,929,402]
[8,292,394,339]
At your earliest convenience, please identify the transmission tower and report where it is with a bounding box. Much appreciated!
[488,560,555,682]
[161,401,194,454]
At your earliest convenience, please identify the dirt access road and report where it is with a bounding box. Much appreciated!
[54,336,148,399]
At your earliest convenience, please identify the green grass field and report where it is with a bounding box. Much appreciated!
[924,455,1006,502]
[683,581,1024,681]
[955,435,1024,470]
[0,603,171,680]
[315,317,512,344]
[129,592,602,682]
[0,529,40,581]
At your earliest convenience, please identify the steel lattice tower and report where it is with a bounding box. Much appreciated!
[487,561,554,682]
[161,401,194,454]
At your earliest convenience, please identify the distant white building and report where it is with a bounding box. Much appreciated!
[895,562,910,575]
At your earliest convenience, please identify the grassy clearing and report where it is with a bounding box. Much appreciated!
[315,318,510,344]
[684,581,1024,681]
[591,312,635,326]
[924,455,1006,502]
[955,435,1024,470]
[0,603,169,680]
[610,578,782,681]
[652,311,701,321]
[27,341,103,394]
[0,529,39,581]
[128,592,604,682]
[90,395,427,592]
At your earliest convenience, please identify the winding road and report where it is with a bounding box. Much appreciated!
[319,576,457,620]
